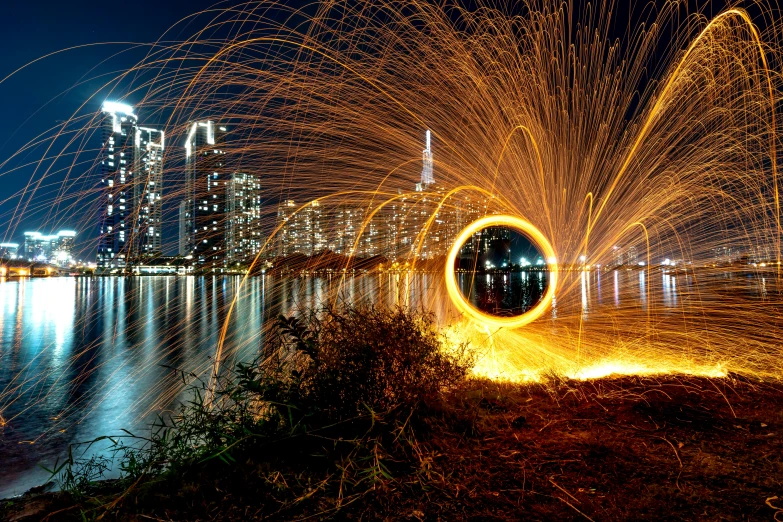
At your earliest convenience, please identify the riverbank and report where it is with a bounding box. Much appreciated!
[3,374,782,521]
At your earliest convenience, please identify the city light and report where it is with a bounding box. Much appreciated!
[16,230,76,266]
[3,5,783,518]
[102,101,135,116]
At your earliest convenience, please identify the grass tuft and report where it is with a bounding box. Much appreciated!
[36,306,474,519]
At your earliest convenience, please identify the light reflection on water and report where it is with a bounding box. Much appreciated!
[0,273,441,497]
[0,270,779,497]
[457,271,549,316]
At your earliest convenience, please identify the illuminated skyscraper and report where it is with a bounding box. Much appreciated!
[53,231,76,265]
[276,200,298,256]
[276,200,327,256]
[306,200,327,254]
[0,243,19,259]
[178,201,188,256]
[97,101,137,271]
[612,245,623,266]
[226,172,262,265]
[96,102,164,271]
[183,121,228,266]
[385,196,406,260]
[23,232,49,261]
[420,129,434,186]
[357,210,381,257]
[330,204,362,255]
[133,127,164,257]
[626,246,639,265]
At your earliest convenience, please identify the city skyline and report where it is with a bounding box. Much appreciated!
[0,103,461,268]
[1,106,778,270]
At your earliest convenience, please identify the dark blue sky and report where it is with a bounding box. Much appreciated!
[0,0,216,128]
[0,0,754,249]
[0,0,225,243]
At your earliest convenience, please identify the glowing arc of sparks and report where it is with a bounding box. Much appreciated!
[445,215,558,329]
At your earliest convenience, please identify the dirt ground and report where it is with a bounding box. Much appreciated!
[3,375,782,521]
[412,375,783,521]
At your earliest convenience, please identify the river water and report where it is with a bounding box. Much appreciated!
[0,270,780,497]
[0,274,442,497]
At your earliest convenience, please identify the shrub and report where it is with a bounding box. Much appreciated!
[262,306,472,422]
[47,306,473,511]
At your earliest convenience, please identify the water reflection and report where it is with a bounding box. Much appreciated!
[0,277,261,498]
[457,271,550,316]
[0,273,455,497]
[454,225,550,316]
[1,269,781,497]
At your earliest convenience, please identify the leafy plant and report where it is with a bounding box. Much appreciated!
[46,306,473,516]
[41,446,111,500]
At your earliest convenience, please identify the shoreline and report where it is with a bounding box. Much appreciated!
[3,374,782,521]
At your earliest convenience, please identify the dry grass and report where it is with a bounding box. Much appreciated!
[3,373,782,521]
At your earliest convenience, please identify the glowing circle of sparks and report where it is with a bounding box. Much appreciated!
[445,215,558,329]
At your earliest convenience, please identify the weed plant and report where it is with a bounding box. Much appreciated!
[45,306,473,517]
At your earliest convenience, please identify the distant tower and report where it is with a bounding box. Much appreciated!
[53,230,76,266]
[0,242,19,260]
[134,127,164,257]
[178,200,188,256]
[420,129,434,186]
[23,232,47,261]
[276,200,297,256]
[274,200,326,257]
[97,101,138,272]
[183,121,228,267]
[226,172,262,265]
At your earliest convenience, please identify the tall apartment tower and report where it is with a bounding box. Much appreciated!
[134,127,164,257]
[226,172,262,265]
[304,200,327,254]
[330,204,361,255]
[275,200,326,256]
[97,101,138,272]
[183,121,228,266]
[178,200,188,256]
[276,200,298,257]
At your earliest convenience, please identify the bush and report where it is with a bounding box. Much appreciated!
[261,306,472,421]
[47,306,473,514]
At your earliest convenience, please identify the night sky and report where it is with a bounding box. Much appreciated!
[0,0,227,244]
[0,0,749,251]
